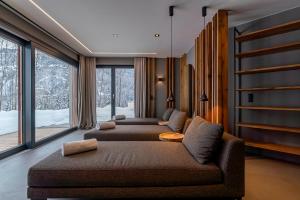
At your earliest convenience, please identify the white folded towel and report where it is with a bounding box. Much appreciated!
[96,121,116,130]
[62,139,98,156]
[113,115,126,120]
[158,121,169,126]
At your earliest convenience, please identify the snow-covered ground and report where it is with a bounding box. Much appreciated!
[97,101,134,122]
[0,109,70,135]
[0,101,135,135]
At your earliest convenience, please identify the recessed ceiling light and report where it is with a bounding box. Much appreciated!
[154,33,160,37]
[112,34,120,38]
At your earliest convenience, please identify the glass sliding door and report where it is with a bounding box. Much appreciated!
[0,36,22,152]
[115,68,134,117]
[96,66,134,121]
[35,49,73,141]
[96,68,112,121]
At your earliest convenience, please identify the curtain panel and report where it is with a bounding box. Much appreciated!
[134,57,156,118]
[166,57,175,108]
[71,67,79,127]
[78,55,97,129]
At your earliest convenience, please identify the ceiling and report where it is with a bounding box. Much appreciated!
[3,0,300,57]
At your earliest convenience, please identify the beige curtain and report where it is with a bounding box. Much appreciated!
[134,57,156,118]
[71,66,78,127]
[78,55,96,129]
[166,57,175,108]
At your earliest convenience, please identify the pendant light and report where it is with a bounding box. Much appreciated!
[200,6,208,102]
[167,5,175,103]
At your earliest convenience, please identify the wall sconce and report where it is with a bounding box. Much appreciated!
[156,74,165,82]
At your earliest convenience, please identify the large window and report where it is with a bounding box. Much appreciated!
[0,36,22,152]
[96,66,134,121]
[115,68,134,117]
[96,68,112,121]
[35,49,74,141]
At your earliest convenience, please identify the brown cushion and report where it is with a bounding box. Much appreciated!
[183,117,224,164]
[182,118,193,134]
[115,118,159,125]
[84,125,172,141]
[167,110,187,132]
[161,108,174,121]
[28,141,222,187]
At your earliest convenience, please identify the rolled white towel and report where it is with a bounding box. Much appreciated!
[113,115,126,120]
[62,139,98,156]
[158,121,169,126]
[96,121,116,130]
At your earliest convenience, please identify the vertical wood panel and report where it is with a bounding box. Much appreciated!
[194,37,200,115]
[199,31,204,117]
[180,54,188,112]
[166,57,175,108]
[165,58,170,108]
[212,14,218,124]
[218,10,229,131]
[205,22,213,121]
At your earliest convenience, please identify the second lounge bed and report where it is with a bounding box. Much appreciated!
[85,109,188,141]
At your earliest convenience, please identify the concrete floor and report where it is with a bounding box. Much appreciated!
[0,129,299,200]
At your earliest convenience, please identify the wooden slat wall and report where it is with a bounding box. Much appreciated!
[179,54,188,112]
[194,10,229,131]
[194,37,200,116]
[166,57,175,108]
[205,22,213,121]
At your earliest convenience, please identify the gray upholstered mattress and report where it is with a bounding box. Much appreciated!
[115,117,160,125]
[28,141,222,188]
[84,125,172,141]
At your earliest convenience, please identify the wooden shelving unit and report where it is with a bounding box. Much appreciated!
[234,19,300,157]
[236,86,300,91]
[236,106,300,111]
[237,123,300,134]
[246,141,300,156]
[236,20,300,42]
[235,64,300,74]
[235,42,300,58]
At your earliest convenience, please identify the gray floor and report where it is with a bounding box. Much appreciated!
[0,129,299,200]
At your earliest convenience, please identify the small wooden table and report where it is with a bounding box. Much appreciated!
[159,132,184,142]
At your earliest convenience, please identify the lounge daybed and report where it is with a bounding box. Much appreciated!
[85,124,172,141]
[27,133,244,200]
[115,117,160,125]
[114,108,174,125]
[85,109,187,141]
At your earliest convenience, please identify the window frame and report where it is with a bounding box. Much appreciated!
[0,28,26,159]
[0,27,79,160]
[96,65,134,120]
[31,43,78,147]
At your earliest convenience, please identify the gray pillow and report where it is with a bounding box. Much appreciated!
[184,116,206,135]
[183,118,224,164]
[167,110,187,132]
[161,108,174,121]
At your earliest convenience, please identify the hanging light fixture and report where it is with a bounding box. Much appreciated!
[200,6,208,102]
[167,5,175,103]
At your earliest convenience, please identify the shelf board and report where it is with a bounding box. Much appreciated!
[236,106,300,111]
[236,20,300,42]
[246,141,300,156]
[236,123,300,134]
[236,86,300,91]
[235,42,300,58]
[235,64,300,74]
